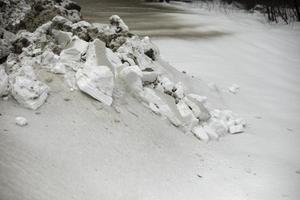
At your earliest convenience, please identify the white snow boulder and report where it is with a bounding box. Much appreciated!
[15,116,28,127]
[0,66,9,96]
[11,76,49,110]
[119,65,143,94]
[76,65,114,106]
[176,100,199,131]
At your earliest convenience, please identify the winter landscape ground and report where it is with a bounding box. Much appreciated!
[0,0,300,200]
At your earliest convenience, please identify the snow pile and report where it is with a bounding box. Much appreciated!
[0,0,246,141]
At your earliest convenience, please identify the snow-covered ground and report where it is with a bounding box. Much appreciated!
[1,2,300,200]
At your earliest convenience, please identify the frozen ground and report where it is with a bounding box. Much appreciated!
[1,3,300,200]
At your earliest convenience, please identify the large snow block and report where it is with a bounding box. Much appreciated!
[76,65,114,106]
[11,76,49,110]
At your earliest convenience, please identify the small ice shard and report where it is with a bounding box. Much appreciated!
[11,76,49,110]
[0,67,9,96]
[228,84,240,94]
[76,65,114,106]
[192,126,209,142]
[15,116,28,127]
[229,124,244,134]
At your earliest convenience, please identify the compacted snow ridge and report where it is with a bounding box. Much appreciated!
[0,0,245,141]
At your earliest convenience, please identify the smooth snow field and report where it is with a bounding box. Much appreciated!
[1,1,300,200]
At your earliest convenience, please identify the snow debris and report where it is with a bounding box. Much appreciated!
[76,65,114,106]
[15,116,28,127]
[228,84,240,94]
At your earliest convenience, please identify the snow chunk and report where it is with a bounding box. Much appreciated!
[141,88,182,127]
[76,65,114,106]
[229,124,244,134]
[109,15,129,33]
[85,39,112,69]
[142,70,158,83]
[176,100,198,131]
[53,30,72,48]
[15,116,28,127]
[228,84,240,94]
[119,65,143,94]
[192,126,209,142]
[185,95,211,121]
[11,76,49,110]
[59,36,88,71]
